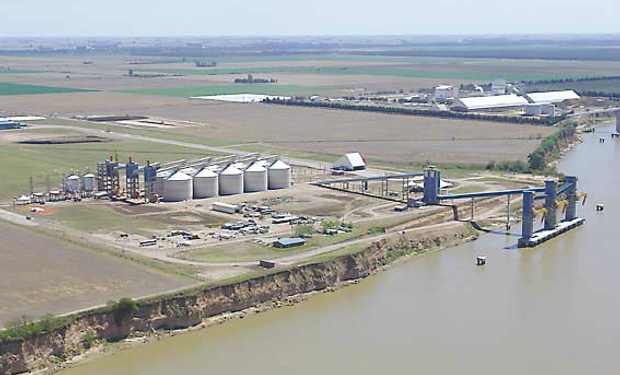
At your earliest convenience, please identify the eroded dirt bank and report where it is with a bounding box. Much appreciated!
[0,224,477,375]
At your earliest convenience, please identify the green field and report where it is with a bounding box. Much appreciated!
[0,137,213,200]
[121,84,336,97]
[0,82,96,96]
[529,78,620,95]
[0,68,41,74]
[141,65,581,82]
[48,205,165,234]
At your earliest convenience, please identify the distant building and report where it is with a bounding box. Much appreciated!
[0,119,25,130]
[491,79,507,95]
[525,104,556,117]
[452,94,529,112]
[333,153,366,171]
[274,238,306,249]
[434,85,455,101]
[524,90,580,105]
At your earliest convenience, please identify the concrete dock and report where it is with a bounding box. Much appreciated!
[518,217,585,248]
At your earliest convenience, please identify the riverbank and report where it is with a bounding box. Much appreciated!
[0,221,478,375]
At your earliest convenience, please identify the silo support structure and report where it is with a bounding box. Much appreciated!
[544,180,557,231]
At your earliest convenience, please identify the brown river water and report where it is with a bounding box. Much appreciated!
[59,126,620,375]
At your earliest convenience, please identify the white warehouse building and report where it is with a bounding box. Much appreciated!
[452,94,529,112]
[524,90,580,105]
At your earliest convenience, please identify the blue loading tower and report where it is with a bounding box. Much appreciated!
[125,157,140,199]
[565,176,578,221]
[144,161,158,202]
[544,179,558,231]
[423,167,440,205]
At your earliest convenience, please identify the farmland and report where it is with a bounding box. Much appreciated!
[0,82,96,96]
[0,221,192,327]
[0,128,215,200]
[122,84,336,97]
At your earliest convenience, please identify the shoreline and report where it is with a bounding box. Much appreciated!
[2,220,479,375]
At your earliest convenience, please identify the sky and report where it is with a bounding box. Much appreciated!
[1,0,618,37]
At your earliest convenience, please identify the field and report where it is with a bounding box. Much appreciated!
[0,82,95,96]
[0,127,215,200]
[529,78,620,95]
[0,221,192,327]
[122,84,337,97]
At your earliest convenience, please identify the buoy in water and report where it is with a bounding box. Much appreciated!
[596,204,605,212]
[476,256,487,266]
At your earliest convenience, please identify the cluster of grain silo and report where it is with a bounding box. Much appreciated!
[267,160,291,190]
[219,165,244,195]
[163,170,193,202]
[193,168,219,198]
[244,162,268,192]
[81,174,96,192]
[157,159,291,202]
[65,175,80,192]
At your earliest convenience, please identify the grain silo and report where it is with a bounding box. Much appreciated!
[268,160,291,190]
[180,167,198,177]
[219,165,244,195]
[65,175,80,192]
[81,174,96,191]
[163,171,193,202]
[244,162,268,192]
[156,169,174,196]
[193,168,219,199]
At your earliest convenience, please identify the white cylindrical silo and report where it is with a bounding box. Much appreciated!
[180,167,198,177]
[156,170,174,196]
[66,175,80,192]
[163,171,193,202]
[268,160,291,190]
[244,163,268,192]
[219,165,244,195]
[193,168,219,199]
[82,174,96,191]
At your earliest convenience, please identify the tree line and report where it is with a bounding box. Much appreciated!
[264,98,564,126]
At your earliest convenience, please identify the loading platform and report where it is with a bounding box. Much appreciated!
[517,217,585,248]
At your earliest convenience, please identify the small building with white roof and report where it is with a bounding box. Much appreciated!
[333,153,366,171]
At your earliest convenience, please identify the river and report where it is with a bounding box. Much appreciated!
[59,126,620,375]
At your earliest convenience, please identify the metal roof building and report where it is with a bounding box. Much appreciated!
[452,95,529,112]
[274,238,306,249]
[524,90,580,104]
[334,153,366,171]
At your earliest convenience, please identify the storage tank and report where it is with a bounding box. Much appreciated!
[81,174,96,191]
[193,168,219,199]
[180,167,198,177]
[156,170,174,196]
[219,165,244,195]
[268,160,291,190]
[244,162,268,192]
[163,171,193,202]
[65,175,80,192]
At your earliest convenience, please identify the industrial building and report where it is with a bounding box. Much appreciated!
[333,153,366,171]
[0,119,26,130]
[434,85,455,101]
[452,94,529,112]
[491,79,507,95]
[524,90,580,105]
[525,104,555,116]
[274,238,306,249]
